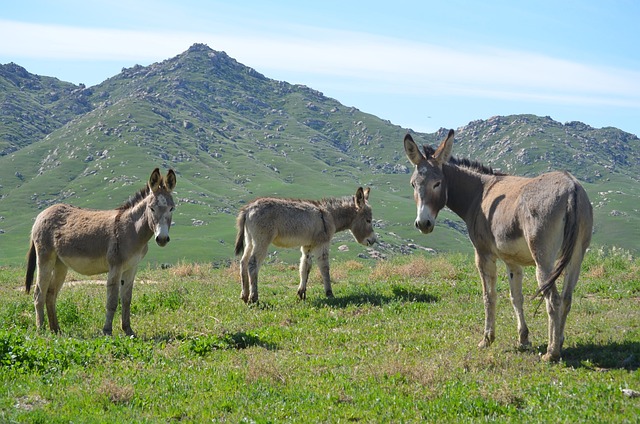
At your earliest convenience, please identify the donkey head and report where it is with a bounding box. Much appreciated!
[350,187,376,246]
[404,129,454,234]
[147,168,177,246]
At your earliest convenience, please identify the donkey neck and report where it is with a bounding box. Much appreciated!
[322,197,357,233]
[443,164,493,223]
[119,196,154,243]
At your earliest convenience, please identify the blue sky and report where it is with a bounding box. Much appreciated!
[2,0,639,136]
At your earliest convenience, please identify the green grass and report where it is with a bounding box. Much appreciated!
[1,250,638,422]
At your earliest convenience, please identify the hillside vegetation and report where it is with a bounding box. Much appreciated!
[1,43,638,266]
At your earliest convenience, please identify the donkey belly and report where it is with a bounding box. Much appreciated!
[59,255,110,276]
[496,237,535,266]
[272,234,313,249]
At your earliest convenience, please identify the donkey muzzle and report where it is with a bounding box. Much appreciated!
[415,219,434,234]
[155,235,170,246]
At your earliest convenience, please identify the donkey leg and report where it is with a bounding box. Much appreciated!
[297,247,312,300]
[103,267,123,336]
[546,260,582,361]
[45,260,68,333]
[120,267,137,337]
[475,252,498,348]
[505,263,530,349]
[33,251,55,331]
[239,238,253,303]
[533,263,562,361]
[315,245,333,298]
[247,246,268,304]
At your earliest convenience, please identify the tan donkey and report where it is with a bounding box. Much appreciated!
[235,187,376,303]
[25,168,176,336]
[404,130,593,361]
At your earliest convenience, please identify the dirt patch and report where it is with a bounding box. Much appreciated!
[14,395,48,411]
[65,279,160,288]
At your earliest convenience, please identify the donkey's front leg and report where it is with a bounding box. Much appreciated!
[475,252,498,348]
[505,263,530,349]
[297,247,313,300]
[315,245,333,298]
[103,267,123,336]
[120,267,137,337]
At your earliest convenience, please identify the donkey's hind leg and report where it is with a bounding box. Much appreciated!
[546,257,583,361]
[45,259,68,333]
[533,260,562,362]
[33,250,55,331]
[239,236,253,303]
[246,243,268,304]
[314,245,333,298]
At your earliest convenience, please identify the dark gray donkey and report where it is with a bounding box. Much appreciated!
[404,130,592,361]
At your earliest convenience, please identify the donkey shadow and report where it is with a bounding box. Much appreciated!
[561,341,639,370]
[147,330,277,351]
[310,286,439,308]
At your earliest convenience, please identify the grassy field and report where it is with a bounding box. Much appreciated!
[1,248,638,422]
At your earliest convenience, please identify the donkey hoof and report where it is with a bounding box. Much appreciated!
[297,290,306,300]
[517,340,532,351]
[478,335,494,348]
[241,293,249,303]
[541,352,561,362]
[103,329,113,337]
[248,294,259,304]
[325,290,334,298]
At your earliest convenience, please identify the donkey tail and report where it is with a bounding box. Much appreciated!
[25,241,36,294]
[234,210,246,256]
[534,181,580,300]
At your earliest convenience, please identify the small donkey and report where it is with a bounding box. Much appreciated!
[234,187,376,303]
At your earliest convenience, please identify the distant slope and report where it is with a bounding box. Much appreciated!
[1,44,638,265]
[0,63,91,155]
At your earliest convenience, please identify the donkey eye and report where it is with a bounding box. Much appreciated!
[411,182,416,188]
[150,207,156,212]
[433,182,441,189]
[170,207,175,212]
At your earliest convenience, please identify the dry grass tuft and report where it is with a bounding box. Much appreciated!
[244,351,288,385]
[170,261,212,279]
[99,380,134,405]
[221,261,240,281]
[372,255,458,281]
[585,264,606,279]
[329,259,366,280]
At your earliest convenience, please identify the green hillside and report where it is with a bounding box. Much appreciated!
[1,44,638,266]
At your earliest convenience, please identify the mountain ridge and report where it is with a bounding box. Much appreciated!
[1,44,638,265]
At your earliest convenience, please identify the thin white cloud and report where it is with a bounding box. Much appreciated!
[2,19,639,108]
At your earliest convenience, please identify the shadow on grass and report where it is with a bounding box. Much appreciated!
[148,331,277,355]
[310,286,439,308]
[562,341,639,370]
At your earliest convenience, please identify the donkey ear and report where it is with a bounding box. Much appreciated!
[433,129,454,166]
[404,134,424,166]
[355,187,366,209]
[165,169,177,191]
[149,168,162,192]
[363,187,370,200]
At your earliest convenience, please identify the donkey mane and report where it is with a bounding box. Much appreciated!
[422,145,507,176]
[117,185,151,211]
[310,195,355,209]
